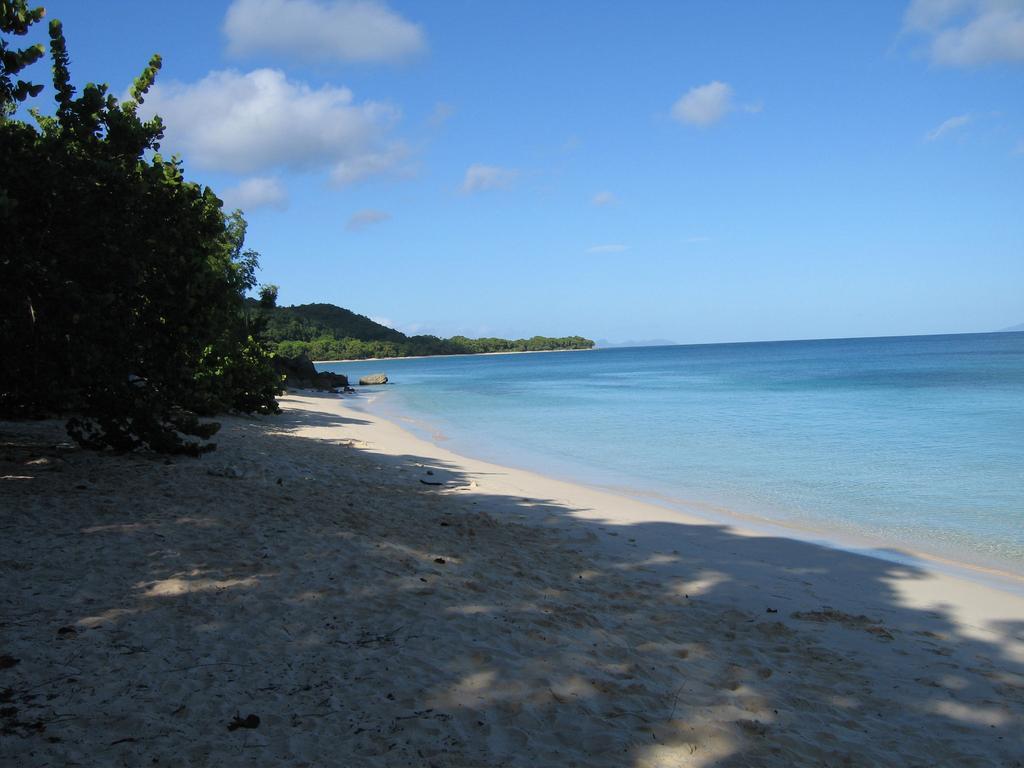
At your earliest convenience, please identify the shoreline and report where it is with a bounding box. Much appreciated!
[326,391,1024,650]
[313,347,595,364]
[626,484,1024,591]
[361,388,1024,595]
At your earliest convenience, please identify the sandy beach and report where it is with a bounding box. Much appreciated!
[313,347,594,364]
[2,391,1023,766]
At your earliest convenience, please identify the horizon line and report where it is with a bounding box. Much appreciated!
[596,328,1022,350]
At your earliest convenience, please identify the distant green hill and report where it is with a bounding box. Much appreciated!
[257,302,407,345]
[250,300,594,361]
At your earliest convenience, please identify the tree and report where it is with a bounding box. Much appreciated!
[0,11,281,454]
[258,284,279,309]
[0,1,45,115]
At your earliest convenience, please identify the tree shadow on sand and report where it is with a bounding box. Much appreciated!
[1,409,1022,767]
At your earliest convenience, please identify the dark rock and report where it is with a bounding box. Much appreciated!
[277,352,316,381]
[227,713,260,731]
[359,373,388,386]
[273,354,348,391]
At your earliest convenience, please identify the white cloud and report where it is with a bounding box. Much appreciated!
[904,0,1024,66]
[925,113,972,140]
[331,144,411,185]
[224,0,425,62]
[428,101,454,127]
[1013,138,1024,155]
[904,0,971,30]
[346,209,390,231]
[672,81,734,126]
[461,164,518,193]
[220,177,289,211]
[586,244,629,254]
[685,236,711,244]
[141,68,407,184]
[592,191,616,206]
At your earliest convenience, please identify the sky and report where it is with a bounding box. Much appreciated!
[14,0,1024,343]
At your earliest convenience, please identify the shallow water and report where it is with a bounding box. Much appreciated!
[320,332,1024,574]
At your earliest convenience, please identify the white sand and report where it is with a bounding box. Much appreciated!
[2,392,1022,766]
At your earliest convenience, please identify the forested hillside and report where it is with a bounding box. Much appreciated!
[256,301,594,360]
[257,302,407,345]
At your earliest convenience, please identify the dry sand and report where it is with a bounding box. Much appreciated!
[1,392,1022,766]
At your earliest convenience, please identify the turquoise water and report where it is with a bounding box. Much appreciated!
[320,333,1024,574]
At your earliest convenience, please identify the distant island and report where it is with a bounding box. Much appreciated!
[999,323,1024,333]
[255,301,594,360]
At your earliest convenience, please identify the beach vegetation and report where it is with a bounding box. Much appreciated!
[0,5,281,454]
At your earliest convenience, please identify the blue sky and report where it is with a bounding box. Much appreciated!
[17,0,1024,343]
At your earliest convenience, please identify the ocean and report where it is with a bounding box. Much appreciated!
[319,332,1024,576]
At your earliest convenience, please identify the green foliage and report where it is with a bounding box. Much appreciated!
[264,303,595,361]
[258,302,407,345]
[0,13,281,453]
[0,1,45,115]
[258,284,279,309]
[192,333,282,416]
